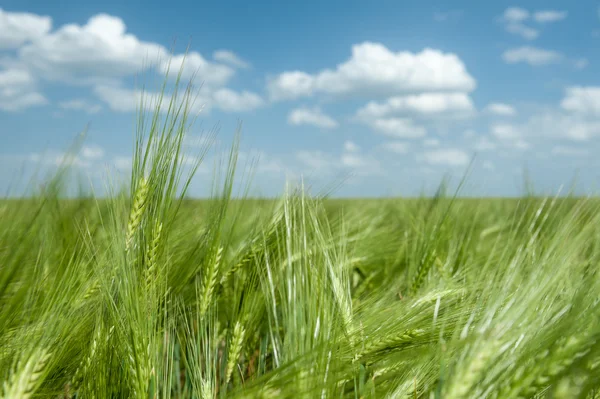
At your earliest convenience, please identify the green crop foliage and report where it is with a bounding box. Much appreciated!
[1,59,600,399]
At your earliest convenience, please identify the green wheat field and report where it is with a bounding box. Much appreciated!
[2,72,600,398]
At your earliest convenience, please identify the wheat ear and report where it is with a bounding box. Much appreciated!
[125,177,149,252]
[225,321,246,385]
[2,348,51,399]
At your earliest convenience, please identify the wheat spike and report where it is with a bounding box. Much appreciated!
[145,221,163,286]
[199,246,223,316]
[2,348,51,399]
[125,177,149,252]
[225,321,246,385]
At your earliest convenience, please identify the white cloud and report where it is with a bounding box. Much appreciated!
[344,141,360,152]
[490,124,530,150]
[267,71,314,101]
[491,124,521,141]
[81,145,104,160]
[20,151,91,168]
[0,8,52,49]
[483,161,495,170]
[112,156,132,171]
[473,136,497,151]
[551,146,588,156]
[268,42,476,101]
[384,141,410,154]
[484,103,516,116]
[94,84,261,114]
[213,50,250,69]
[561,86,600,115]
[423,138,440,147]
[573,58,589,70]
[0,68,47,111]
[533,10,567,23]
[422,148,469,166]
[502,46,563,66]
[94,84,208,114]
[505,23,539,40]
[341,152,368,168]
[296,150,335,170]
[160,53,235,87]
[503,7,529,23]
[296,142,381,176]
[463,129,477,139]
[93,84,145,112]
[18,14,167,84]
[365,117,427,139]
[525,112,600,141]
[59,99,102,114]
[355,92,475,119]
[288,107,338,129]
[501,8,539,40]
[212,88,264,112]
[236,151,286,175]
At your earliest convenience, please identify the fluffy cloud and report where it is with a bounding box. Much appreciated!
[344,141,360,152]
[483,161,495,170]
[93,84,207,114]
[501,8,539,40]
[59,99,102,114]
[15,144,107,169]
[505,24,539,40]
[356,92,475,119]
[94,84,262,114]
[484,103,516,116]
[18,14,167,83]
[268,42,476,101]
[560,86,600,115]
[573,58,589,70]
[502,46,563,66]
[473,136,497,151]
[93,85,146,112]
[11,11,238,91]
[0,68,47,111]
[0,8,52,49]
[81,145,105,160]
[422,148,469,166]
[296,150,334,170]
[212,88,264,112]
[288,107,338,129]
[503,7,529,23]
[384,141,410,154]
[296,142,381,176]
[499,8,567,40]
[525,112,600,141]
[363,117,427,139]
[423,138,440,147]
[551,146,588,156]
[0,10,259,115]
[160,53,235,87]
[490,124,530,149]
[533,10,568,23]
[267,71,314,101]
[213,50,250,69]
[354,93,475,139]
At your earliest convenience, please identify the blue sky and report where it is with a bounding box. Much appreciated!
[1,0,600,197]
